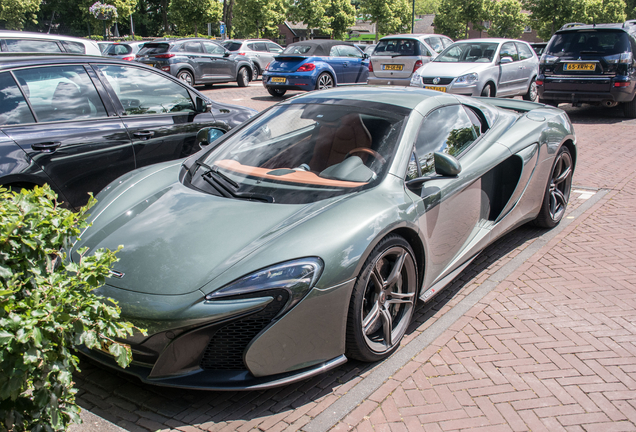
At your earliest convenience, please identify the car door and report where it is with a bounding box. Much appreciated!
[202,41,234,80]
[247,42,271,71]
[410,104,486,288]
[498,42,521,95]
[516,42,538,90]
[334,45,368,83]
[180,41,207,81]
[93,63,214,169]
[327,46,348,83]
[2,64,134,208]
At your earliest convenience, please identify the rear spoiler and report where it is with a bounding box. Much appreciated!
[274,55,309,61]
[473,97,547,113]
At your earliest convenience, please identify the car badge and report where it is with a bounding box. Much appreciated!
[433,77,441,85]
[578,57,581,60]
[109,270,125,279]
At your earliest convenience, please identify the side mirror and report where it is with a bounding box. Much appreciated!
[434,152,461,176]
[363,53,369,59]
[499,56,513,64]
[196,127,225,149]
[223,50,231,57]
[195,96,211,113]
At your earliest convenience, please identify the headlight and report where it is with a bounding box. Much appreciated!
[205,258,323,314]
[605,52,633,64]
[455,73,478,84]
[540,54,559,64]
[410,73,422,87]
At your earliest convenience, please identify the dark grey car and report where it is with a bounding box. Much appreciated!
[136,38,256,87]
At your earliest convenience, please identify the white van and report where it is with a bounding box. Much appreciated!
[0,31,101,56]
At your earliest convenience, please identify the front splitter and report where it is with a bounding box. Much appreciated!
[78,346,347,390]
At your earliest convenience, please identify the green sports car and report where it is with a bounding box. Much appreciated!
[74,87,576,390]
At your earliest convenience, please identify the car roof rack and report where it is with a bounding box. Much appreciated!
[623,20,636,28]
[560,22,587,30]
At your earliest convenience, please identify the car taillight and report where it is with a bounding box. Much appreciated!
[368,61,373,73]
[297,63,316,72]
[265,62,270,71]
[161,66,170,72]
[155,53,175,58]
[238,52,246,56]
[536,79,544,86]
[413,60,423,73]
[614,81,630,87]
[122,56,135,61]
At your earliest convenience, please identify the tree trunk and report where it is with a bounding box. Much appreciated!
[162,0,169,34]
[225,0,235,38]
[195,23,198,36]
[375,21,379,42]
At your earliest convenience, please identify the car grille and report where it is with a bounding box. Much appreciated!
[422,77,454,85]
[199,289,289,370]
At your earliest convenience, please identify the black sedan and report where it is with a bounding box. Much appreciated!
[0,54,256,208]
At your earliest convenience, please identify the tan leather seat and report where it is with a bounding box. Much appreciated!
[309,113,373,172]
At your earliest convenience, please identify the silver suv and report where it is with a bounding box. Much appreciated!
[222,39,284,79]
[368,34,453,86]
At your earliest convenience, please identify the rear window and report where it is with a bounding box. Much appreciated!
[104,44,133,55]
[373,39,421,56]
[61,41,86,54]
[137,43,170,55]
[547,30,631,56]
[3,39,63,53]
[283,45,312,54]
[223,41,243,51]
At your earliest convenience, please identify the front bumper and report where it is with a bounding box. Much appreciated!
[368,77,412,86]
[538,75,635,103]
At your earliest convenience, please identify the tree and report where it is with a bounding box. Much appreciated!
[584,0,626,24]
[359,0,411,42]
[414,0,439,15]
[326,0,356,39]
[169,0,221,35]
[0,0,41,30]
[434,0,488,39]
[486,0,526,38]
[522,0,587,40]
[288,0,333,36]
[233,0,286,38]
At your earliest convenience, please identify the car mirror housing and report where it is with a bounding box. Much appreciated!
[224,50,231,57]
[434,152,461,176]
[196,127,225,149]
[195,96,211,113]
[499,56,514,64]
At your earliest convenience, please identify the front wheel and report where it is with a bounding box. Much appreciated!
[481,83,493,97]
[252,64,260,80]
[523,78,538,101]
[346,235,418,362]
[267,87,286,97]
[315,72,334,90]
[177,70,194,86]
[533,146,573,228]
[237,67,250,87]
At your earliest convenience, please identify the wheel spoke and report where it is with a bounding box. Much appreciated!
[370,266,384,293]
[554,165,572,185]
[363,303,381,335]
[387,291,415,305]
[552,188,566,207]
[385,251,406,289]
[380,307,393,347]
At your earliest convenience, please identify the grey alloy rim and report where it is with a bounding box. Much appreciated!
[549,149,573,222]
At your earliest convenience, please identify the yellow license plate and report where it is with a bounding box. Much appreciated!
[425,86,447,92]
[271,77,286,83]
[564,63,595,71]
[383,64,404,71]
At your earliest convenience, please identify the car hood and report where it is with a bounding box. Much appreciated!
[73,163,344,296]
[418,61,492,78]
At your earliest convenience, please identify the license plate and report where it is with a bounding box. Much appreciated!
[564,63,595,71]
[271,77,286,83]
[96,340,129,356]
[425,86,447,92]
[383,64,404,71]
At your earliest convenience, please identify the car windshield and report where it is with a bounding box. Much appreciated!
[546,30,630,56]
[188,102,408,204]
[222,41,243,51]
[137,43,170,55]
[373,39,420,56]
[104,44,133,55]
[283,45,312,54]
[434,42,499,63]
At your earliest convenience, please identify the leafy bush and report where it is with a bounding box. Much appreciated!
[0,186,140,432]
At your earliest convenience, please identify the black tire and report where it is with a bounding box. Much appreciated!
[315,72,334,90]
[533,146,573,228]
[267,87,286,97]
[346,235,418,362]
[623,97,636,118]
[480,83,494,97]
[237,67,250,87]
[204,83,214,88]
[177,70,194,86]
[252,64,260,80]
[523,77,538,102]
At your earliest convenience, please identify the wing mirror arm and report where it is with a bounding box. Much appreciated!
[406,152,462,192]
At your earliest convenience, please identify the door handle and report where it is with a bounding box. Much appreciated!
[133,131,155,140]
[31,142,61,152]
[343,62,349,67]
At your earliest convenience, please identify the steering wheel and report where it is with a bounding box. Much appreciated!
[345,147,386,165]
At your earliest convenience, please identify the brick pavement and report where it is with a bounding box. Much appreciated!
[71,90,636,431]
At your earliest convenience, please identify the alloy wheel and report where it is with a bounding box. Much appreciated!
[317,74,334,90]
[529,81,538,101]
[360,246,416,353]
[548,149,573,222]
[178,71,193,86]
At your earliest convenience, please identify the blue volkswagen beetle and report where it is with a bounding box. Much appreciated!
[262,40,369,97]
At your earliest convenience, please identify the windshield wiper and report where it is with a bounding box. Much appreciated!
[202,167,275,203]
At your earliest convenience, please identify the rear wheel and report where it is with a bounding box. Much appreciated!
[267,87,286,97]
[237,67,250,87]
[316,72,334,90]
[533,146,573,228]
[523,78,538,101]
[252,64,260,80]
[177,70,194,86]
[481,83,494,97]
[346,235,418,362]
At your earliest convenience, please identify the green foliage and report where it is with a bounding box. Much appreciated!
[233,0,287,38]
[326,0,356,39]
[584,0,626,24]
[0,186,141,432]
[359,0,411,42]
[434,0,488,39]
[486,0,527,38]
[169,0,222,36]
[414,0,440,15]
[0,0,41,30]
[289,0,333,36]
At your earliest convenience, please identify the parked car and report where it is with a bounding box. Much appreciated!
[367,34,453,86]
[73,86,576,390]
[537,21,636,117]
[410,38,539,101]
[262,39,369,97]
[363,44,377,56]
[97,41,114,54]
[136,38,256,87]
[530,42,547,56]
[102,41,146,60]
[0,55,256,209]
[221,39,283,79]
[0,30,101,55]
